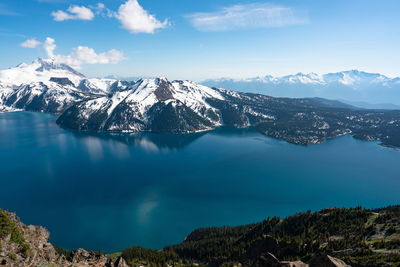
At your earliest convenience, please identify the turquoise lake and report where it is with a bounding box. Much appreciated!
[0,111,399,252]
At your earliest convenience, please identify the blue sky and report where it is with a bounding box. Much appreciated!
[0,0,399,80]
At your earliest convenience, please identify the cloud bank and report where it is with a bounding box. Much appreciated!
[186,3,308,32]
[22,37,126,69]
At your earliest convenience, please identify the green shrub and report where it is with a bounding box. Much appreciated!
[0,210,15,238]
[0,210,30,258]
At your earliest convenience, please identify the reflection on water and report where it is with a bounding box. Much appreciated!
[72,131,207,152]
[0,111,399,253]
[0,111,254,153]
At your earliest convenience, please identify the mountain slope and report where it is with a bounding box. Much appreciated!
[1,82,96,114]
[164,206,400,267]
[57,78,225,133]
[202,70,400,106]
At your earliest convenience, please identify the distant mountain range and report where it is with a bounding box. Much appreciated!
[202,70,400,108]
[1,59,400,148]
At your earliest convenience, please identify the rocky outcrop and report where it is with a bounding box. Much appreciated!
[0,210,128,267]
[255,252,349,267]
[309,253,351,267]
[50,77,75,87]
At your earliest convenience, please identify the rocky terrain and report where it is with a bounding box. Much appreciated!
[1,207,400,267]
[0,210,129,267]
[1,59,400,148]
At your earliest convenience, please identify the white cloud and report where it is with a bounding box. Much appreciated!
[186,3,308,32]
[51,5,95,21]
[44,37,56,58]
[116,0,169,34]
[30,37,126,69]
[49,1,167,34]
[20,39,41,48]
[70,46,126,65]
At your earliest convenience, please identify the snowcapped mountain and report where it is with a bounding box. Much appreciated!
[202,70,400,106]
[1,82,93,114]
[205,70,392,86]
[277,72,325,84]
[0,58,85,88]
[57,78,226,133]
[0,59,133,113]
[0,58,130,93]
[322,70,391,86]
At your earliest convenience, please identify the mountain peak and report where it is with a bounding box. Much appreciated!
[0,58,86,87]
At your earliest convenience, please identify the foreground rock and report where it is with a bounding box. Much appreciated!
[309,253,351,267]
[256,252,348,267]
[0,210,128,267]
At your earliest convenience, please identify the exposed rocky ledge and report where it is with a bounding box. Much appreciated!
[0,210,128,267]
[256,251,350,267]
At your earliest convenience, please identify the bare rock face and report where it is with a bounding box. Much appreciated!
[0,210,127,267]
[309,253,351,267]
[256,252,309,267]
[71,248,110,267]
[114,257,130,267]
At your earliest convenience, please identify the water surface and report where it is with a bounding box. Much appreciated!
[0,111,399,252]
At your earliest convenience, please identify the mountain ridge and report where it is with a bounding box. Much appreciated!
[202,70,400,106]
[203,70,396,86]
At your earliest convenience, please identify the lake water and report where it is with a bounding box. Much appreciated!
[0,111,399,252]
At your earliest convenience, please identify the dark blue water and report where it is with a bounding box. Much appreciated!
[0,112,399,252]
